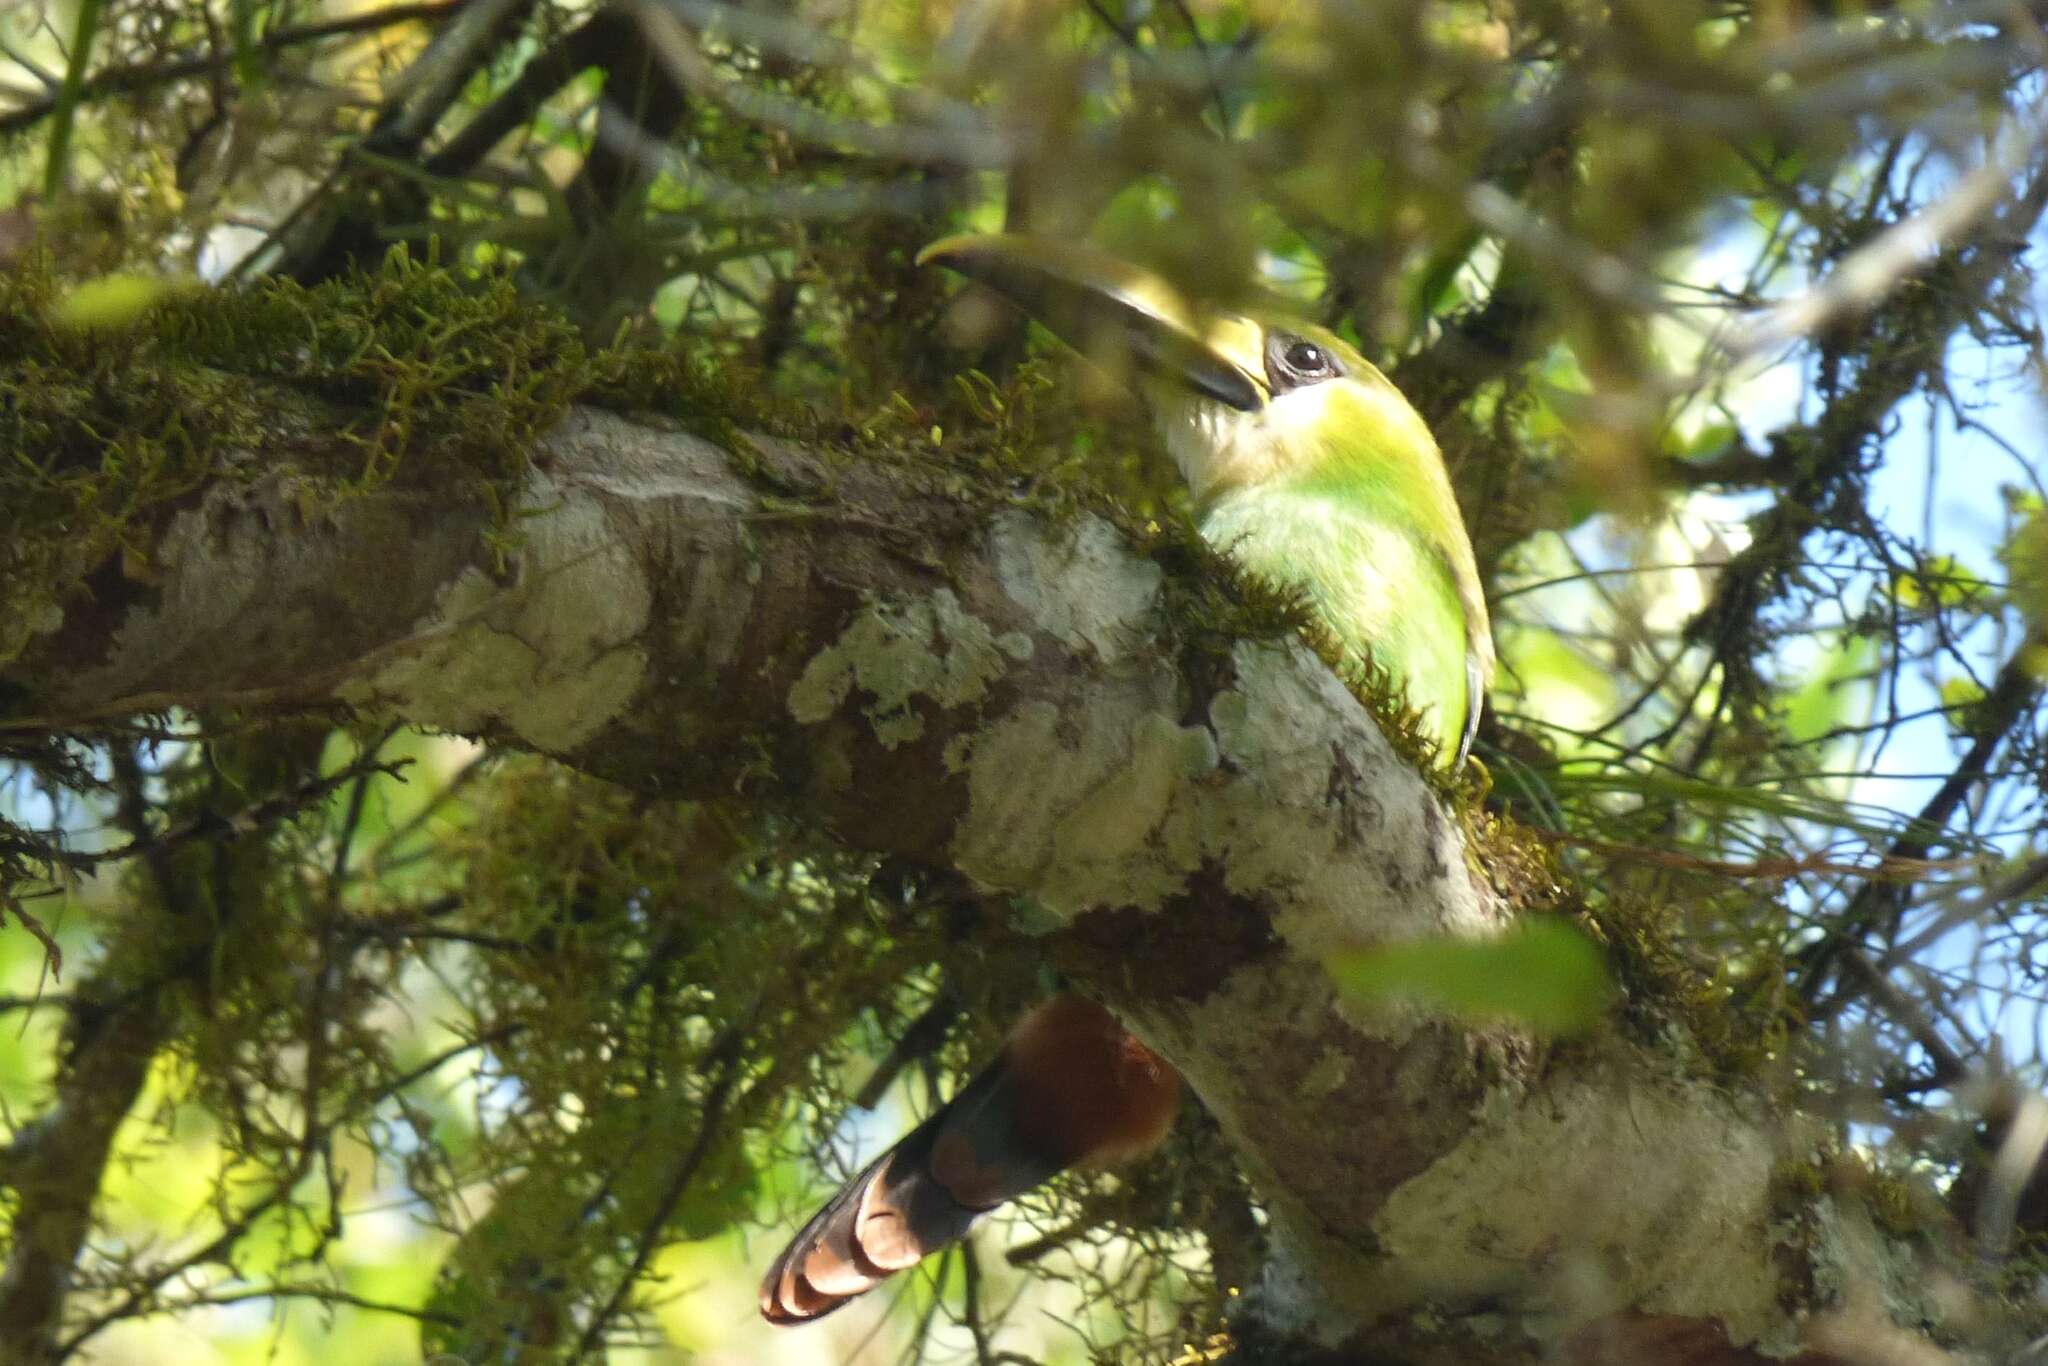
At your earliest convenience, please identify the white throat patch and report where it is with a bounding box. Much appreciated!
[1153,383,1339,508]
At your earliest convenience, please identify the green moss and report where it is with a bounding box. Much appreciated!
[1770,1155,1829,1205]
[1444,776,1807,1087]
[1561,876,1799,1085]
[1864,1167,1925,1239]
[0,249,804,668]
[1775,1150,1940,1243]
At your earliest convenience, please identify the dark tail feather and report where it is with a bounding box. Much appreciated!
[758,1148,897,1324]
[759,1052,1063,1323]
[759,998,1180,1325]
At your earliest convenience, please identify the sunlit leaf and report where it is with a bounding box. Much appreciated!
[1784,634,1876,747]
[1327,919,1613,1036]
[2000,497,2048,638]
[50,273,196,329]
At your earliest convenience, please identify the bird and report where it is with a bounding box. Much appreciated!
[758,234,1493,1325]
[918,232,1494,764]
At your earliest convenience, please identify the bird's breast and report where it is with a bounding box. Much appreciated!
[1196,491,1471,756]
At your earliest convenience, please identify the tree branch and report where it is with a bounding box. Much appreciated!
[0,403,1981,1356]
[0,981,166,1354]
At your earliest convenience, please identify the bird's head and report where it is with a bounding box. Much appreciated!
[916,233,1441,510]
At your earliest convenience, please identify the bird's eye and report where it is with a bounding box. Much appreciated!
[1267,332,1343,391]
[1286,341,1328,373]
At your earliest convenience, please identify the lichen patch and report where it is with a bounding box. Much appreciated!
[947,631,1481,945]
[541,412,766,686]
[950,697,1213,918]
[1369,1067,1793,1353]
[1203,644,1484,957]
[785,588,1017,747]
[990,512,1163,662]
[340,480,653,752]
[1052,709,1215,873]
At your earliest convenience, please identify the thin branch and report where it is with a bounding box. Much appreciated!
[1714,76,2048,369]
[53,1025,526,1359]
[1536,829,1964,884]
[28,755,413,879]
[0,2,465,138]
[852,990,959,1110]
[568,1027,747,1361]
[1797,649,2042,1013]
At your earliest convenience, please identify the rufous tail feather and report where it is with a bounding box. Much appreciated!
[760,996,1180,1324]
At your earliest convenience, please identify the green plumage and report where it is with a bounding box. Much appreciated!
[920,236,1494,766]
[1199,473,1478,754]
[1152,331,1491,762]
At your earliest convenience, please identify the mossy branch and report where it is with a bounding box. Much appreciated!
[0,260,2008,1361]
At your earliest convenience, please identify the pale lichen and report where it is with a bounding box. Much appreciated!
[339,472,654,752]
[950,698,1205,914]
[786,588,1024,748]
[988,512,1164,662]
[1370,1065,1795,1353]
[1205,644,1485,955]
[948,553,1483,943]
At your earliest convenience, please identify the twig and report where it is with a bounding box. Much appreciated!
[29,755,413,879]
[1533,829,1964,884]
[1797,649,2042,1013]
[853,991,960,1110]
[1715,71,2048,370]
[0,2,465,137]
[54,1025,526,1359]
[568,1026,748,1361]
[0,888,61,980]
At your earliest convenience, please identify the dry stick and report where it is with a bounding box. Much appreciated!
[53,1025,525,1360]
[1797,650,2042,1017]
[1536,829,1963,884]
[567,1016,752,1362]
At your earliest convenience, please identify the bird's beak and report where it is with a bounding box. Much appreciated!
[917,234,1268,412]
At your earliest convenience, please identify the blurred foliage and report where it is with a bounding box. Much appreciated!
[1329,917,1613,1036]
[1,0,2047,1360]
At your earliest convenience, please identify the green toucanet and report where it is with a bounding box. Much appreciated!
[760,235,1493,1324]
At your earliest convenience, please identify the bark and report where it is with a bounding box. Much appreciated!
[0,991,166,1358]
[0,406,2005,1362]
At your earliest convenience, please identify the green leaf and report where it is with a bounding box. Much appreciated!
[1892,555,1992,614]
[2000,498,2048,638]
[1940,674,1987,722]
[1327,919,1612,1036]
[1784,633,1876,746]
[230,0,264,88]
[50,273,195,329]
